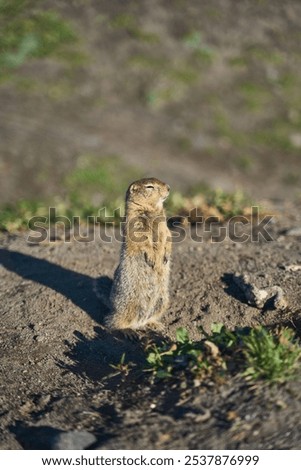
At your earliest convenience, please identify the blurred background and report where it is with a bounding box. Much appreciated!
[1,0,301,229]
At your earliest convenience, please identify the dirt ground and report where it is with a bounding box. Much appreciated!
[1,203,301,450]
[1,0,301,450]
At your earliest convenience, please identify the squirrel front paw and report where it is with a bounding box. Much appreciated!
[144,252,155,268]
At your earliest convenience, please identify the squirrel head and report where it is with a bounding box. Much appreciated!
[126,177,170,212]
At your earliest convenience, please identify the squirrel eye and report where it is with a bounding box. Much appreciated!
[145,185,154,189]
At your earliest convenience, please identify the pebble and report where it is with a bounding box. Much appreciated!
[289,133,301,148]
[283,264,301,272]
[233,274,288,310]
[286,227,301,236]
[51,430,97,450]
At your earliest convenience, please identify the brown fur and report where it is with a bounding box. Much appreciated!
[105,177,172,332]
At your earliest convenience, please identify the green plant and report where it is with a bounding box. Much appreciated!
[234,155,254,172]
[242,327,301,383]
[206,188,252,218]
[253,125,294,152]
[146,327,222,379]
[110,353,133,376]
[214,107,248,148]
[183,31,214,64]
[240,82,272,112]
[145,324,301,385]
[202,323,239,352]
[128,54,165,69]
[0,176,254,233]
[207,324,301,383]
[165,184,253,222]
[0,200,47,231]
[110,14,159,43]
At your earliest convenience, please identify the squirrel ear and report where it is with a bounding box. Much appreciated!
[129,184,137,193]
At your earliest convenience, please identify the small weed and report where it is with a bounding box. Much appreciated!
[165,190,188,215]
[277,73,298,91]
[283,172,300,186]
[183,31,214,64]
[110,353,133,376]
[128,54,165,70]
[0,200,47,231]
[146,327,219,379]
[187,182,212,197]
[169,65,199,84]
[206,324,301,383]
[183,31,203,49]
[110,14,159,43]
[228,56,248,67]
[230,45,284,68]
[206,188,252,218]
[166,186,252,221]
[240,82,272,112]
[145,324,301,385]
[192,48,214,65]
[146,82,183,109]
[253,126,294,152]
[144,63,199,108]
[234,155,254,172]
[175,136,193,151]
[202,323,240,352]
[242,327,301,383]
[214,108,247,148]
[0,179,253,233]
[247,46,284,65]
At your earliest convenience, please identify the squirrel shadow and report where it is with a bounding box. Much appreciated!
[0,248,171,386]
[0,248,111,324]
[60,325,151,382]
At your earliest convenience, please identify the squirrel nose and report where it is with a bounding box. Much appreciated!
[167,185,170,192]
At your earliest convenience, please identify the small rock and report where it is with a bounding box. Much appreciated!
[195,409,211,423]
[13,426,97,450]
[276,400,287,410]
[233,274,269,308]
[286,227,301,236]
[289,133,301,148]
[227,410,238,421]
[252,287,270,309]
[38,394,52,408]
[185,409,211,423]
[271,286,288,311]
[19,400,34,415]
[283,264,301,272]
[193,378,202,387]
[51,430,96,450]
[204,340,220,358]
[233,274,288,310]
[157,433,171,444]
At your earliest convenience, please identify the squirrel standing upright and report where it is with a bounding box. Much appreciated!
[105,177,172,333]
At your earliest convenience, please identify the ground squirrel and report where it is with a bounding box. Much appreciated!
[105,177,172,334]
